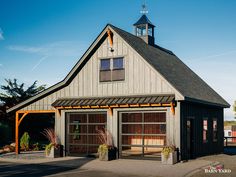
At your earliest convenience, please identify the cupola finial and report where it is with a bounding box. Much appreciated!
[140,1,148,14]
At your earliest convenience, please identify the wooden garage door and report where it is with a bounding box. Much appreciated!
[120,112,166,159]
[66,112,107,156]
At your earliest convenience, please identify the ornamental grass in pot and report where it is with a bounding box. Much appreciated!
[161,144,178,165]
[42,128,63,158]
[97,129,117,161]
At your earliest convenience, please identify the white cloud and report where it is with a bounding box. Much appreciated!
[7,41,87,57]
[7,41,88,71]
[0,64,2,67]
[0,28,4,40]
[8,45,42,53]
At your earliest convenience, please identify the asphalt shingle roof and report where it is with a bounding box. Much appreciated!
[110,24,229,107]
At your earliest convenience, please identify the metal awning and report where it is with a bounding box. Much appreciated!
[52,94,175,108]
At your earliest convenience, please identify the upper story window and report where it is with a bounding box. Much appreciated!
[213,119,218,142]
[203,118,208,143]
[100,57,125,82]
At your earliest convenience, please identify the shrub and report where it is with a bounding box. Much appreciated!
[45,143,53,156]
[20,132,30,151]
[32,142,39,151]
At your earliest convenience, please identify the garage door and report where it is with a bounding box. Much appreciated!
[120,112,166,159]
[66,112,107,156]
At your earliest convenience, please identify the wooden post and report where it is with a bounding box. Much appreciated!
[108,107,113,116]
[15,112,19,154]
[171,102,175,115]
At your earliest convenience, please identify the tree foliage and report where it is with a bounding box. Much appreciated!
[0,79,46,108]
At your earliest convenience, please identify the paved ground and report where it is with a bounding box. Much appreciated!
[0,155,214,177]
[191,154,236,177]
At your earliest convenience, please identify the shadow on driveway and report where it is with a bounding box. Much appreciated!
[0,158,93,177]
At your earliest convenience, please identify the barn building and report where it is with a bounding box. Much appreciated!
[8,14,230,160]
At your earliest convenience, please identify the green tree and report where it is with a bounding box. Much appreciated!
[0,79,46,122]
[0,79,46,109]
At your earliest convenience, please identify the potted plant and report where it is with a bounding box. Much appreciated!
[161,144,178,165]
[97,129,117,161]
[42,128,63,158]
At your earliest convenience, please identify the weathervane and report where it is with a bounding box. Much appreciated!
[140,1,148,14]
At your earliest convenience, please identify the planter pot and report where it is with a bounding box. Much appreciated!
[46,145,63,158]
[99,147,117,161]
[161,150,178,165]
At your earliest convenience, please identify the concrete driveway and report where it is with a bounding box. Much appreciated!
[0,156,214,177]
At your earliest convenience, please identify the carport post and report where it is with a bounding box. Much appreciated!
[15,112,19,154]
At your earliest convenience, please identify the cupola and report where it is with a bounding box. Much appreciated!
[133,5,155,46]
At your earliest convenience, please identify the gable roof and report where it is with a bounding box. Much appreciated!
[7,24,229,113]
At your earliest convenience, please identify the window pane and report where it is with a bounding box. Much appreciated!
[100,70,111,82]
[122,113,142,122]
[203,119,208,143]
[122,124,142,134]
[213,120,217,130]
[213,119,217,142]
[113,58,123,69]
[144,124,166,134]
[112,69,125,81]
[144,113,166,122]
[100,59,110,70]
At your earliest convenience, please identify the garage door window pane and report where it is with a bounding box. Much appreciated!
[144,112,166,122]
[122,124,142,134]
[122,135,142,145]
[122,113,142,122]
[144,124,166,134]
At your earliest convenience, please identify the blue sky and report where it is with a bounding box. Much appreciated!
[0,0,236,120]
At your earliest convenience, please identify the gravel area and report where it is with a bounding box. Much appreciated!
[0,151,45,160]
[191,154,236,177]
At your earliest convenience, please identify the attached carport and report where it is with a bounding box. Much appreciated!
[15,110,56,154]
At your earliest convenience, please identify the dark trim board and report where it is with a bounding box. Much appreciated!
[180,101,224,160]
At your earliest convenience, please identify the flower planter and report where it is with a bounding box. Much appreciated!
[161,150,178,165]
[46,145,63,158]
[99,147,117,161]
